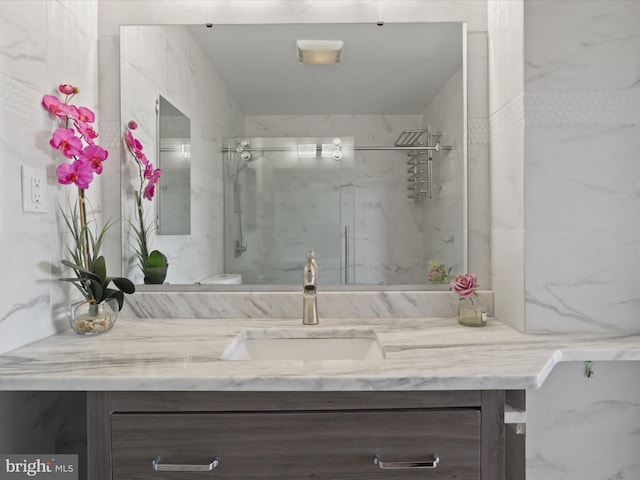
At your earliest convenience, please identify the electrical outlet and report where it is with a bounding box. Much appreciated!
[21,165,47,213]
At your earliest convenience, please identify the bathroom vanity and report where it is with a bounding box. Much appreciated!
[91,390,503,479]
[1,315,639,480]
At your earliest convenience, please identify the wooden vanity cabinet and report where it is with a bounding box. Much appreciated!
[88,391,504,480]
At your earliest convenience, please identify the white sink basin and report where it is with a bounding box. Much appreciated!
[221,328,385,361]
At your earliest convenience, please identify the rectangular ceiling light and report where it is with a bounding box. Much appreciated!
[296,40,343,64]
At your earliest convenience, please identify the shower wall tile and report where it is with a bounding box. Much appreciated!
[422,68,465,277]
[524,0,640,92]
[245,115,428,285]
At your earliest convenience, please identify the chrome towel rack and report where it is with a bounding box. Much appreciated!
[400,129,451,201]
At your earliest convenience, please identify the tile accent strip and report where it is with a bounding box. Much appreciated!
[0,72,44,126]
[490,94,525,142]
[525,90,640,126]
[468,118,490,145]
[98,120,122,150]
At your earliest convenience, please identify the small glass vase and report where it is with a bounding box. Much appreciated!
[69,298,119,335]
[458,298,487,327]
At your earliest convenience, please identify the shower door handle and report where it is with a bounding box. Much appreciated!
[344,225,350,284]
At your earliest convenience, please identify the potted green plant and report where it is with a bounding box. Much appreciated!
[123,120,167,284]
[42,84,135,334]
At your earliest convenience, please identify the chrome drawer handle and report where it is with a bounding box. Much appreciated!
[374,455,440,469]
[152,456,219,472]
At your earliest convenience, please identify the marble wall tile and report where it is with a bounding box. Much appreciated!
[491,229,525,331]
[0,1,47,91]
[525,124,640,231]
[487,0,523,115]
[0,234,58,355]
[524,0,640,92]
[467,32,488,119]
[243,115,431,285]
[526,361,640,480]
[120,25,244,284]
[422,68,465,276]
[0,391,86,468]
[490,110,524,230]
[525,228,640,334]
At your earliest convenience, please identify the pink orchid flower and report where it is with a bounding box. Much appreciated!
[143,168,162,200]
[68,105,95,124]
[56,160,94,189]
[49,128,82,159]
[42,95,72,118]
[124,130,143,154]
[58,84,77,95]
[138,153,150,167]
[127,120,138,130]
[74,120,98,144]
[80,145,109,175]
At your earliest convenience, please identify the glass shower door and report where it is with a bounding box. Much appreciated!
[224,136,354,285]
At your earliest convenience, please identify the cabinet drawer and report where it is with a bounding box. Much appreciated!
[112,410,480,479]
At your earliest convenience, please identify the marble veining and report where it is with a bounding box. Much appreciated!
[0,315,639,392]
[121,290,493,320]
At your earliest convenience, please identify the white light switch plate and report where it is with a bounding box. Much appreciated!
[21,165,47,213]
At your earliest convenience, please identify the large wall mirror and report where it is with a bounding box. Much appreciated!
[120,22,467,288]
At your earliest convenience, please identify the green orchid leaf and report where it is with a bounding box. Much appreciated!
[104,289,125,311]
[93,256,107,285]
[61,259,101,284]
[110,277,136,295]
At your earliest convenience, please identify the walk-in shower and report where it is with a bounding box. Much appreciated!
[223,130,455,285]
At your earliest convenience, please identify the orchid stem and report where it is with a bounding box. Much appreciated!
[77,187,90,272]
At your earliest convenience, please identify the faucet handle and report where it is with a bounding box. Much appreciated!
[306,249,316,260]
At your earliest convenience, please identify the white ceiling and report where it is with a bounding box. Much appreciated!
[188,23,463,116]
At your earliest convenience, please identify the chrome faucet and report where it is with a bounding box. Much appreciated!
[303,250,319,325]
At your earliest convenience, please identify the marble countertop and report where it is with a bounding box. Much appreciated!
[0,316,639,391]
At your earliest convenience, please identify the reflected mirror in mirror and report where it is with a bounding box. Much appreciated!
[157,95,191,235]
[120,23,467,287]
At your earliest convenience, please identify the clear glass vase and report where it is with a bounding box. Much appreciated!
[69,298,119,335]
[458,298,487,327]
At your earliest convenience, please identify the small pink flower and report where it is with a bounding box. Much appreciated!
[450,273,478,299]
[124,130,143,154]
[127,120,138,130]
[143,183,156,201]
[143,168,162,200]
[68,105,95,124]
[79,145,108,174]
[56,160,93,189]
[74,120,98,144]
[49,128,82,159]
[42,95,72,118]
[138,153,150,167]
[58,84,77,95]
